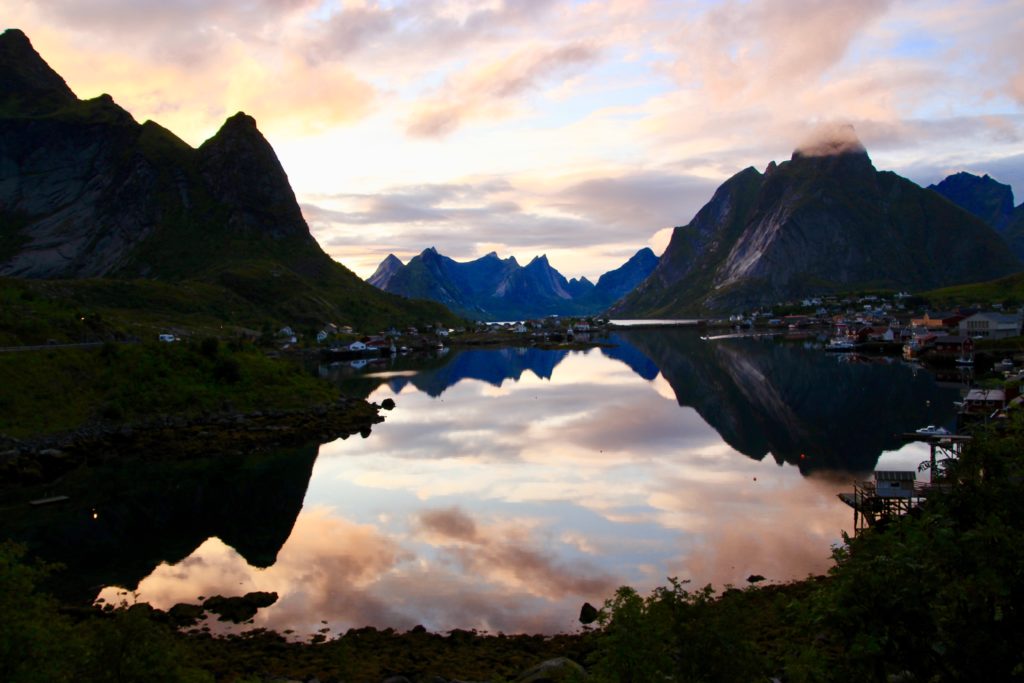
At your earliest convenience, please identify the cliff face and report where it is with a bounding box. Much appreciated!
[613,134,1021,316]
[0,29,458,327]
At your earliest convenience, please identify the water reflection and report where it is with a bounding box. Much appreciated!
[8,330,964,635]
[2,445,319,603]
[616,330,960,473]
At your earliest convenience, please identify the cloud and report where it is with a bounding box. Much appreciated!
[311,0,562,67]
[406,43,601,137]
[672,0,895,103]
[416,506,617,599]
[302,168,718,279]
[795,122,867,157]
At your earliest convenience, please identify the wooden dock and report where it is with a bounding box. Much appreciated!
[838,432,969,533]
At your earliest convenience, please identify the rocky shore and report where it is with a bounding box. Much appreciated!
[0,396,388,487]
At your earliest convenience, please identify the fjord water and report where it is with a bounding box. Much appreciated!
[79,329,958,635]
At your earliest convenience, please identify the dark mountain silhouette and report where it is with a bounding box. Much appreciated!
[929,171,1024,261]
[929,172,1015,231]
[612,127,1020,316]
[0,29,455,329]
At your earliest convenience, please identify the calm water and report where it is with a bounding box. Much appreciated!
[11,330,963,636]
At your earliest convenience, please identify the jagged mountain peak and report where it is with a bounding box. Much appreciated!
[197,110,310,243]
[0,27,77,114]
[368,246,657,320]
[367,253,405,289]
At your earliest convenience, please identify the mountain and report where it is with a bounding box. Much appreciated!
[0,28,456,329]
[929,171,1024,260]
[929,172,1015,231]
[367,254,405,289]
[368,247,659,320]
[612,127,1021,316]
[590,247,659,304]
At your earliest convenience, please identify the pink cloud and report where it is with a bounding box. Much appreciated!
[406,43,601,137]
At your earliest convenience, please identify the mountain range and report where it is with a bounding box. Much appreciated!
[0,28,455,330]
[367,246,659,320]
[612,129,1021,317]
[928,171,1024,261]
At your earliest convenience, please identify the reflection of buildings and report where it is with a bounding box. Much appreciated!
[617,330,961,475]
[0,445,318,603]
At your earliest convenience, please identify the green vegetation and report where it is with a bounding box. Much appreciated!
[589,416,1024,681]
[0,543,213,683]
[0,275,457,347]
[0,340,337,438]
[923,271,1024,308]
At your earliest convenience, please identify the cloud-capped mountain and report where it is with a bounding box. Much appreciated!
[929,171,1024,261]
[0,29,455,328]
[612,127,1021,316]
[367,247,659,320]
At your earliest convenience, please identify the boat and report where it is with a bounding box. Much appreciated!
[915,425,950,436]
[825,337,856,352]
[955,355,974,366]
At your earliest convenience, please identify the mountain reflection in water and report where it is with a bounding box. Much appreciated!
[12,330,962,636]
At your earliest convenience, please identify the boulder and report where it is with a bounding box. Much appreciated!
[514,657,586,682]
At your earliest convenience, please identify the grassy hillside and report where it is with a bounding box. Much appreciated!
[922,271,1024,307]
[0,274,457,347]
[0,340,337,439]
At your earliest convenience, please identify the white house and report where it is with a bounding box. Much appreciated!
[874,471,915,499]
[959,312,1023,339]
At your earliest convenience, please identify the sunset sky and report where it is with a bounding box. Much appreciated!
[8,0,1024,280]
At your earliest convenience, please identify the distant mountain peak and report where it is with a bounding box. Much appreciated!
[929,170,1016,236]
[367,246,656,319]
[367,253,406,289]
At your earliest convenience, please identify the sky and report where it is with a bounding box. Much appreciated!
[8,0,1024,280]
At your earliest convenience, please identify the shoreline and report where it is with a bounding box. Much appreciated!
[0,397,385,488]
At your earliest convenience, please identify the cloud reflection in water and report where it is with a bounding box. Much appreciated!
[109,345,887,635]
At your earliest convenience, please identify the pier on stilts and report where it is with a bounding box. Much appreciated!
[838,433,970,534]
